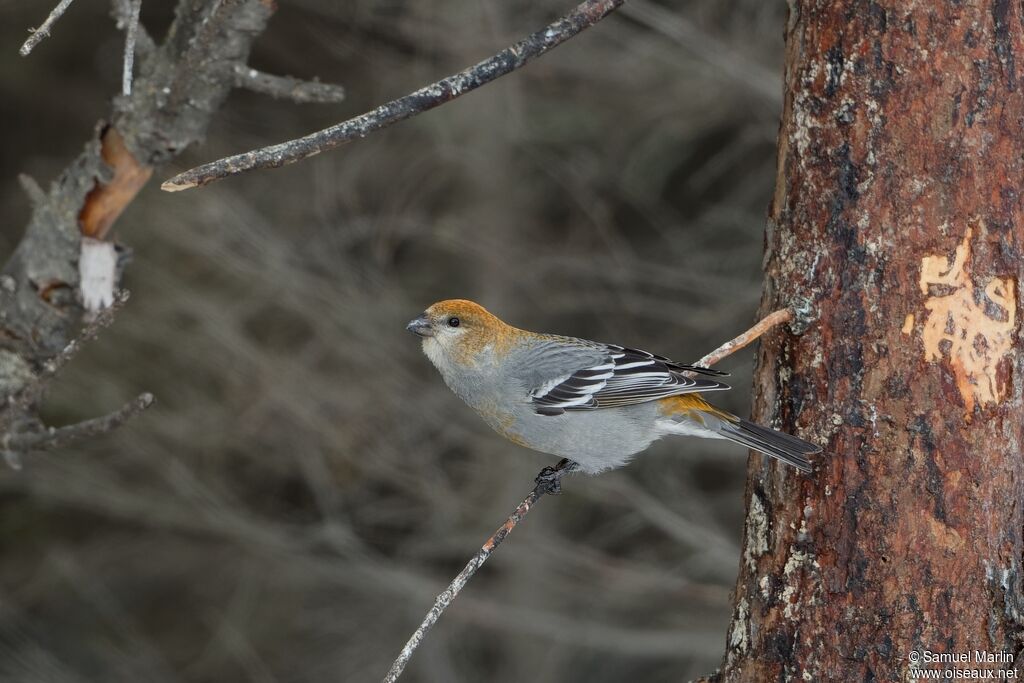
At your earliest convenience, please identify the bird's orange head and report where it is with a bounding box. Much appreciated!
[406,299,514,364]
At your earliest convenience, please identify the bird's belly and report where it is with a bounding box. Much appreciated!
[499,405,660,474]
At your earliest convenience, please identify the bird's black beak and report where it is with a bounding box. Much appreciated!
[406,313,434,337]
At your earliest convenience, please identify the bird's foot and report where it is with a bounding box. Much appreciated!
[534,458,579,495]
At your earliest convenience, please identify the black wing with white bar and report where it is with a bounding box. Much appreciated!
[529,345,730,416]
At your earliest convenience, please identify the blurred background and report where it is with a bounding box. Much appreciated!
[0,1,784,681]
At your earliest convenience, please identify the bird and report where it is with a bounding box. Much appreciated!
[406,299,820,477]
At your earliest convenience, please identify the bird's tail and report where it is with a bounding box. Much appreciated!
[715,417,820,473]
[659,395,820,472]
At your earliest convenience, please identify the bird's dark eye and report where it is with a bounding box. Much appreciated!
[448,317,460,328]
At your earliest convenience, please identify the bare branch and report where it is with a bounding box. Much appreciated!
[4,392,154,455]
[161,0,626,192]
[232,65,346,104]
[382,459,575,682]
[13,290,130,414]
[693,308,794,369]
[19,0,77,57]
[0,291,130,470]
[47,289,128,375]
[122,0,143,96]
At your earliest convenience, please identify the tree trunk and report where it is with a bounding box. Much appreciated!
[711,2,1024,680]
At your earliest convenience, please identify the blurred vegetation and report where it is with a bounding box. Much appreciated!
[0,1,784,681]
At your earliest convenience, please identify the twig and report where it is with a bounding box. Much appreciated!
[13,290,131,414]
[161,0,626,191]
[111,0,155,55]
[232,65,346,104]
[42,290,130,382]
[4,392,154,455]
[122,0,143,96]
[19,0,77,56]
[383,309,796,680]
[2,290,131,470]
[381,459,575,682]
[693,308,794,369]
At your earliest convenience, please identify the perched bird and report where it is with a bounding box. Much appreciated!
[407,299,820,475]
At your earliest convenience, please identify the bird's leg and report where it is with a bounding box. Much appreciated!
[534,458,580,495]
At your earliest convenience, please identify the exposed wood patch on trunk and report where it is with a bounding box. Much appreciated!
[917,226,1016,414]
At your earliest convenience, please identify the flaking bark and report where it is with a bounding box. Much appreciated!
[708,2,1024,681]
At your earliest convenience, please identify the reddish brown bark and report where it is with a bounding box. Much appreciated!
[710,2,1024,681]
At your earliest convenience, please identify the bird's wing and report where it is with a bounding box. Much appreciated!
[525,341,730,416]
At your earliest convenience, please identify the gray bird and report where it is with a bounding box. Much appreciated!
[407,299,820,475]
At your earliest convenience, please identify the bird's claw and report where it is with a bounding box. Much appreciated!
[534,458,579,495]
[535,466,564,495]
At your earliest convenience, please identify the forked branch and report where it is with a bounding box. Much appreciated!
[1,290,154,470]
[380,308,795,681]
[19,290,131,408]
[4,392,154,457]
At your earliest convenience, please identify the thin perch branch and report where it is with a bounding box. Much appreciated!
[382,459,575,682]
[694,308,794,369]
[232,65,347,104]
[162,0,626,191]
[122,0,143,96]
[19,0,78,56]
[382,308,797,680]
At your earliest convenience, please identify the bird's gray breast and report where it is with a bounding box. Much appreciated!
[435,340,661,472]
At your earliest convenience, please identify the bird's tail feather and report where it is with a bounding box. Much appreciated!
[715,417,820,472]
[659,395,820,472]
